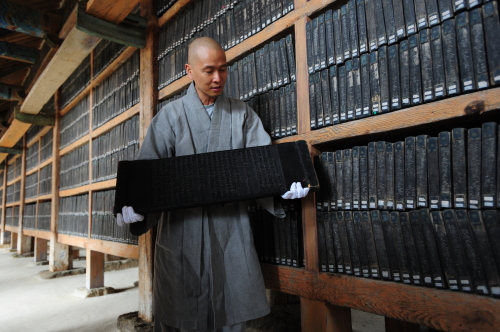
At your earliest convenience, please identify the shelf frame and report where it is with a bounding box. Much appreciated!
[261,263,500,332]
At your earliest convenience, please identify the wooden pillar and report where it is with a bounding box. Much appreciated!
[385,317,420,332]
[17,137,31,254]
[0,166,6,245]
[18,234,32,254]
[326,304,352,332]
[10,232,17,250]
[138,0,158,323]
[49,91,70,272]
[86,248,104,289]
[35,238,48,262]
[295,13,311,135]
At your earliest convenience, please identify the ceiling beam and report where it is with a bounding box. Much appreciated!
[20,26,100,114]
[0,146,21,154]
[77,2,145,49]
[0,83,23,90]
[0,41,38,63]
[0,0,46,38]
[14,107,54,126]
[0,62,31,78]
[86,0,141,24]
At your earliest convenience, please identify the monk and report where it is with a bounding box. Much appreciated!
[117,37,308,332]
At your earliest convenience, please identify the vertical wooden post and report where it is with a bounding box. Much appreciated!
[88,48,94,241]
[326,304,352,332]
[294,0,333,329]
[17,137,31,254]
[295,14,311,135]
[0,167,7,245]
[35,238,48,262]
[86,248,105,289]
[385,318,420,332]
[301,298,327,331]
[10,232,18,250]
[138,0,158,323]
[49,91,70,272]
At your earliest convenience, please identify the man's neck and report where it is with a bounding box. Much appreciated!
[195,86,217,105]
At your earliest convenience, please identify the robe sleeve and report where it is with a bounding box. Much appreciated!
[243,104,286,218]
[130,110,175,236]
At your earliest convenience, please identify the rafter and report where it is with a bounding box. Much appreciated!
[76,2,145,49]
[86,0,141,24]
[0,62,31,78]
[0,41,38,63]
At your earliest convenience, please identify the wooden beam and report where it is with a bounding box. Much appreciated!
[15,108,54,126]
[276,87,500,145]
[138,0,158,322]
[0,83,23,91]
[20,26,100,115]
[57,234,139,259]
[0,63,31,78]
[25,47,58,95]
[0,146,22,154]
[0,0,46,38]
[261,264,500,332]
[86,249,105,289]
[0,41,38,64]
[76,2,146,49]
[86,0,141,24]
[35,238,48,262]
[23,228,51,240]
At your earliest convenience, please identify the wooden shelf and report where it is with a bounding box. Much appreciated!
[26,127,52,148]
[275,87,500,145]
[60,46,137,116]
[158,0,338,101]
[25,194,52,204]
[4,225,18,233]
[57,233,139,259]
[25,158,52,177]
[5,202,20,208]
[158,0,193,27]
[23,229,51,240]
[261,263,500,332]
[91,103,141,138]
[59,135,90,157]
[59,179,116,197]
[60,103,139,159]
[6,176,22,186]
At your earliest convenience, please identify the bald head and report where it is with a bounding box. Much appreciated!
[185,37,228,105]
[188,37,225,65]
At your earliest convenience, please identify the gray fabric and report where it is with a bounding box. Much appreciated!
[137,82,283,330]
[154,320,246,332]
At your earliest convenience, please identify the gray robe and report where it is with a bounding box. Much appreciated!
[133,83,283,330]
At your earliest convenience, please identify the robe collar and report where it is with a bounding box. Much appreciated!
[182,82,233,154]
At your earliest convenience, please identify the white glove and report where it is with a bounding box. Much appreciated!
[281,182,310,200]
[116,206,144,226]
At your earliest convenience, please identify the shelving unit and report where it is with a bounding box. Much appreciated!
[153,0,500,331]
[0,0,499,331]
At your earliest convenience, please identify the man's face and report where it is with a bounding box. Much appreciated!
[185,47,227,105]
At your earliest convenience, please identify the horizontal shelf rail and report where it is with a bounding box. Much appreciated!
[261,263,500,332]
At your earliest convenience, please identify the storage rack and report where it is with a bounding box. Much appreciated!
[0,0,498,331]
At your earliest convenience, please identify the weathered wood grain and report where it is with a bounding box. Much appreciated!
[261,264,500,332]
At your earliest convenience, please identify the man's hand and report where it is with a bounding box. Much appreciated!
[116,206,144,226]
[281,182,310,199]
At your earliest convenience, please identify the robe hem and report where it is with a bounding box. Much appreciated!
[155,304,271,331]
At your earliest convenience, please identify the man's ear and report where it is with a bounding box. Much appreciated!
[185,63,194,80]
